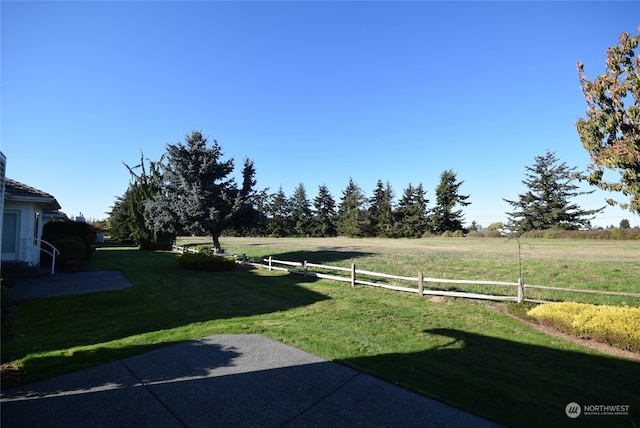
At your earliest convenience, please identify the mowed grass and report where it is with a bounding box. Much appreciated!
[2,237,639,427]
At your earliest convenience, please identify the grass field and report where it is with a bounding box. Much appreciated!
[182,236,640,305]
[2,236,639,427]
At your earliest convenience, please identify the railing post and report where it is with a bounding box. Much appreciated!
[268,256,273,271]
[418,271,424,297]
[351,263,356,287]
[517,278,524,303]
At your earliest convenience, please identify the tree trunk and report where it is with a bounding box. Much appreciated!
[211,232,222,253]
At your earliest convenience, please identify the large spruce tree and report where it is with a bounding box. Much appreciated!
[504,150,603,233]
[145,131,257,251]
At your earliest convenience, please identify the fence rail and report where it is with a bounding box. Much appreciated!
[256,256,640,304]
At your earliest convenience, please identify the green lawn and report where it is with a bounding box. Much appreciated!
[2,237,639,427]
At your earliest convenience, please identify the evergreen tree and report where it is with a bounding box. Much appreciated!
[338,178,369,237]
[504,150,603,233]
[290,183,313,237]
[229,158,263,236]
[369,180,395,237]
[266,186,292,237]
[311,184,337,237]
[108,192,134,243]
[430,170,470,234]
[145,131,257,251]
[109,153,173,249]
[394,183,429,237]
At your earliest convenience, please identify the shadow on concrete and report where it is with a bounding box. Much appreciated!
[340,328,640,427]
[1,334,499,428]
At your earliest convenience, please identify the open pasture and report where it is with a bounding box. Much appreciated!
[180,236,640,305]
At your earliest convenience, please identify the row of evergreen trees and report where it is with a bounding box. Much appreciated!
[108,131,606,249]
[252,172,470,239]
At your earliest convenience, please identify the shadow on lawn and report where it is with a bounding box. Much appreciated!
[264,249,374,265]
[341,328,640,428]
[1,249,331,384]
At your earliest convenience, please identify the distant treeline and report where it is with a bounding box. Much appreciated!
[464,227,640,240]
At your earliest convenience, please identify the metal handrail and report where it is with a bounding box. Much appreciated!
[37,238,60,275]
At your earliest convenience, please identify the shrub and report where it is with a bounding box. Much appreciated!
[1,279,14,343]
[49,237,87,272]
[527,302,640,352]
[178,253,237,272]
[43,221,96,259]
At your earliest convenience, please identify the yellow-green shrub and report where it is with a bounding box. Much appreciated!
[527,302,640,352]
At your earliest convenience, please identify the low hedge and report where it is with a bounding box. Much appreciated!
[179,253,237,272]
[527,302,640,352]
[49,237,87,272]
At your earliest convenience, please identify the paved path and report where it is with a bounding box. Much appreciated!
[1,334,501,427]
[9,270,132,300]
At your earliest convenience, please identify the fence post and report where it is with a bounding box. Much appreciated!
[517,278,524,303]
[303,260,308,278]
[268,256,273,271]
[351,264,356,287]
[418,271,424,297]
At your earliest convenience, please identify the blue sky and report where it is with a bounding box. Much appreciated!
[2,1,639,228]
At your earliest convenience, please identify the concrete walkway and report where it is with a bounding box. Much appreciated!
[1,334,501,427]
[9,270,132,300]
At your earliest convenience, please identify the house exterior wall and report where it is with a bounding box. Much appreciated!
[2,200,43,266]
[0,152,5,261]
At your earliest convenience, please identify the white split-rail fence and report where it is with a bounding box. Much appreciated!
[254,256,640,304]
[172,245,640,304]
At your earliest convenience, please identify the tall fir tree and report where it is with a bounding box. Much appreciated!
[338,178,369,237]
[394,183,429,237]
[311,184,337,237]
[430,170,470,234]
[290,183,313,237]
[266,186,292,237]
[369,180,395,237]
[504,150,603,233]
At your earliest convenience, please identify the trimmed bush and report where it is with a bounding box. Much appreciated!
[43,221,97,259]
[527,302,640,352]
[179,253,237,272]
[49,237,87,272]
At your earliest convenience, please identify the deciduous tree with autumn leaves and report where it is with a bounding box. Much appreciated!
[577,27,640,214]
